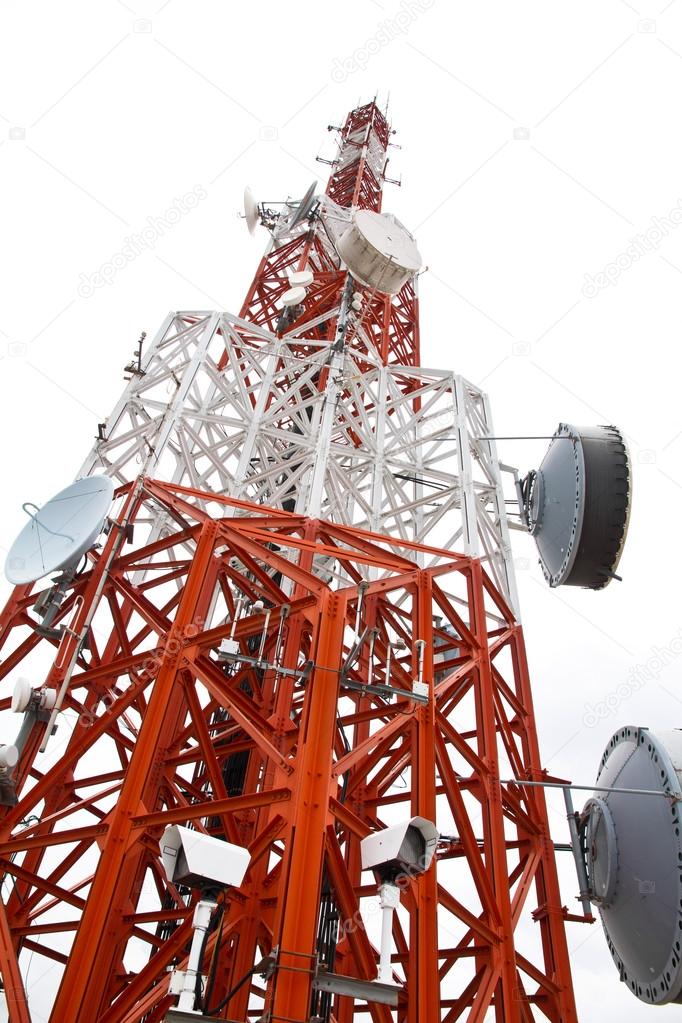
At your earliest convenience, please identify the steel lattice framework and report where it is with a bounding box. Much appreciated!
[0,101,578,1022]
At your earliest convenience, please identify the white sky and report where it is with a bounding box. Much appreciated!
[1,2,682,1020]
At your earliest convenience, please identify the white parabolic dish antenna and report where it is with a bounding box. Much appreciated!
[4,476,115,585]
[243,186,260,234]
[289,180,318,229]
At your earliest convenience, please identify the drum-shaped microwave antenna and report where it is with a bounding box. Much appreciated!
[289,270,314,288]
[520,423,630,588]
[243,186,260,234]
[4,475,114,585]
[335,210,422,294]
[581,727,682,1005]
[280,285,307,308]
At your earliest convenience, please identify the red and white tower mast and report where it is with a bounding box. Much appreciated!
[0,100,581,1023]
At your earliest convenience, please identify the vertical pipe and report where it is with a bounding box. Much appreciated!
[563,786,593,917]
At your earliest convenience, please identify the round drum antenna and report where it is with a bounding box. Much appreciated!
[581,727,682,1004]
[520,423,630,588]
[335,210,421,294]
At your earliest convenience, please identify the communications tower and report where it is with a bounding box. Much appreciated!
[0,100,626,1023]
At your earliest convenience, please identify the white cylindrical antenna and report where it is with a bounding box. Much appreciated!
[280,286,307,308]
[289,270,314,287]
[11,677,34,714]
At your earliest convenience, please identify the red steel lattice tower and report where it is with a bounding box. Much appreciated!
[0,100,580,1023]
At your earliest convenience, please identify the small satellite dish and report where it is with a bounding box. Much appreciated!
[289,270,314,288]
[11,677,34,714]
[280,286,306,308]
[581,727,682,1004]
[521,424,630,588]
[243,186,260,234]
[290,181,318,229]
[4,476,115,586]
[10,677,54,714]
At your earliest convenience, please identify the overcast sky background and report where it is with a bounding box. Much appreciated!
[1,1,682,1019]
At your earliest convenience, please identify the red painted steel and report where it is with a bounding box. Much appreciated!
[0,101,579,1022]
